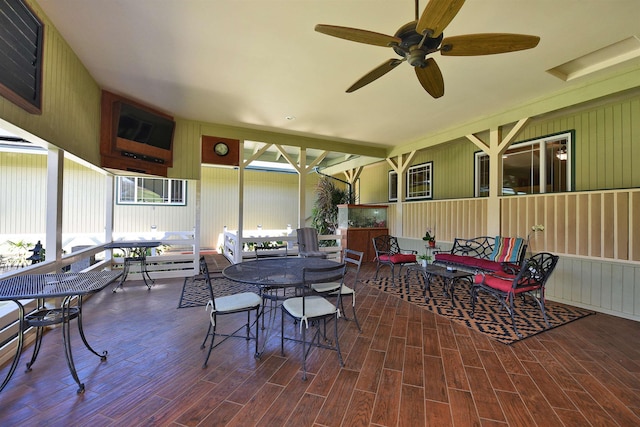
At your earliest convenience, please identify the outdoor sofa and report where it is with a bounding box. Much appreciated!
[434,236,527,274]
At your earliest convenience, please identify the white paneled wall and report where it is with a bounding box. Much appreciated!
[548,256,640,321]
[0,151,47,235]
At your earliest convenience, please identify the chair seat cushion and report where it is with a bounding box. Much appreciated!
[379,253,416,264]
[338,285,354,295]
[311,282,354,295]
[282,296,336,319]
[214,292,261,313]
[311,282,341,293]
[474,273,539,294]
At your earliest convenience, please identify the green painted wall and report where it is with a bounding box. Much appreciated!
[0,0,102,165]
[359,92,640,202]
[517,95,640,191]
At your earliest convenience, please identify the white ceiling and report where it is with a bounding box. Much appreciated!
[37,0,640,154]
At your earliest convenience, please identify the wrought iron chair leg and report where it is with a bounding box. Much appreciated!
[280,309,285,356]
[203,315,217,368]
[245,311,251,340]
[301,323,307,381]
[508,294,522,338]
[254,307,260,358]
[336,318,344,367]
[470,287,477,317]
[201,322,212,349]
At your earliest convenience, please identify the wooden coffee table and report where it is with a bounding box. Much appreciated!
[407,264,474,303]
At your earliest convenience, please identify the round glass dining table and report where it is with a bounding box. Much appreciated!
[222,257,340,288]
[223,257,343,358]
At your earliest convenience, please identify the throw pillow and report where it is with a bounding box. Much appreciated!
[490,236,526,263]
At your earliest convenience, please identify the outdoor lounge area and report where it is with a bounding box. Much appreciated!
[1,0,640,425]
[0,266,639,425]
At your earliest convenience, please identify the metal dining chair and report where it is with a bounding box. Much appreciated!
[281,262,347,380]
[296,227,327,258]
[198,256,262,366]
[311,248,364,332]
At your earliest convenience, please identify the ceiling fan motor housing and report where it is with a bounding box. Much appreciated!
[393,21,443,67]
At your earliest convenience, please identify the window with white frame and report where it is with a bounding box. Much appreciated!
[475,131,573,197]
[117,176,187,205]
[388,163,434,201]
[407,162,433,200]
[388,171,398,201]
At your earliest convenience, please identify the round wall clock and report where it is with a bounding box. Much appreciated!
[214,142,229,156]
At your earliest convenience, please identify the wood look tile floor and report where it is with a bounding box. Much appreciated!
[1,262,640,426]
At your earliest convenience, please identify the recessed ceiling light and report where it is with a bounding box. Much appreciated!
[285,115,296,121]
[547,36,640,81]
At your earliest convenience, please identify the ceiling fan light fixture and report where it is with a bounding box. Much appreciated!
[315,0,539,97]
[556,145,568,161]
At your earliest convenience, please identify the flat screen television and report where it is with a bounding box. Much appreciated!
[100,90,175,176]
[116,102,175,151]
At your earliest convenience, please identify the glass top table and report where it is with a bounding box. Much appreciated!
[223,257,342,358]
[407,264,474,304]
[223,257,340,288]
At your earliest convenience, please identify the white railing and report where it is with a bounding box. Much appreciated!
[0,230,199,281]
[222,229,342,263]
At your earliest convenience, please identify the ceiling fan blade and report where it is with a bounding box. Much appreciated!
[416,0,466,38]
[346,59,405,93]
[415,58,444,98]
[441,33,540,56]
[315,24,401,47]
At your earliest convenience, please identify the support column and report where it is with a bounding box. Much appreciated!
[237,140,245,263]
[466,118,530,236]
[386,152,416,236]
[298,148,306,227]
[45,148,63,268]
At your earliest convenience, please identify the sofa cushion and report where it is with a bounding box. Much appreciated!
[435,253,470,265]
[435,253,505,272]
[473,258,505,272]
[489,236,526,263]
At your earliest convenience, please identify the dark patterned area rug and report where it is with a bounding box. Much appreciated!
[177,277,259,308]
[364,275,594,345]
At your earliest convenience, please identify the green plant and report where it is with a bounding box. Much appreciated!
[311,176,349,246]
[5,240,41,267]
[422,228,436,242]
[417,253,432,262]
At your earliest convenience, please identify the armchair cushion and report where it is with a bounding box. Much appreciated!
[474,272,539,294]
[489,236,526,263]
[380,253,417,264]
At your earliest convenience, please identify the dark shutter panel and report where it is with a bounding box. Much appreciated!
[0,0,44,114]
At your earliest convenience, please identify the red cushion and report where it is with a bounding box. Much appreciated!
[435,253,504,272]
[475,273,539,294]
[473,258,503,272]
[434,253,469,264]
[390,253,416,263]
[379,253,416,264]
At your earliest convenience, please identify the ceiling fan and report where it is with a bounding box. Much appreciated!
[315,0,540,98]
